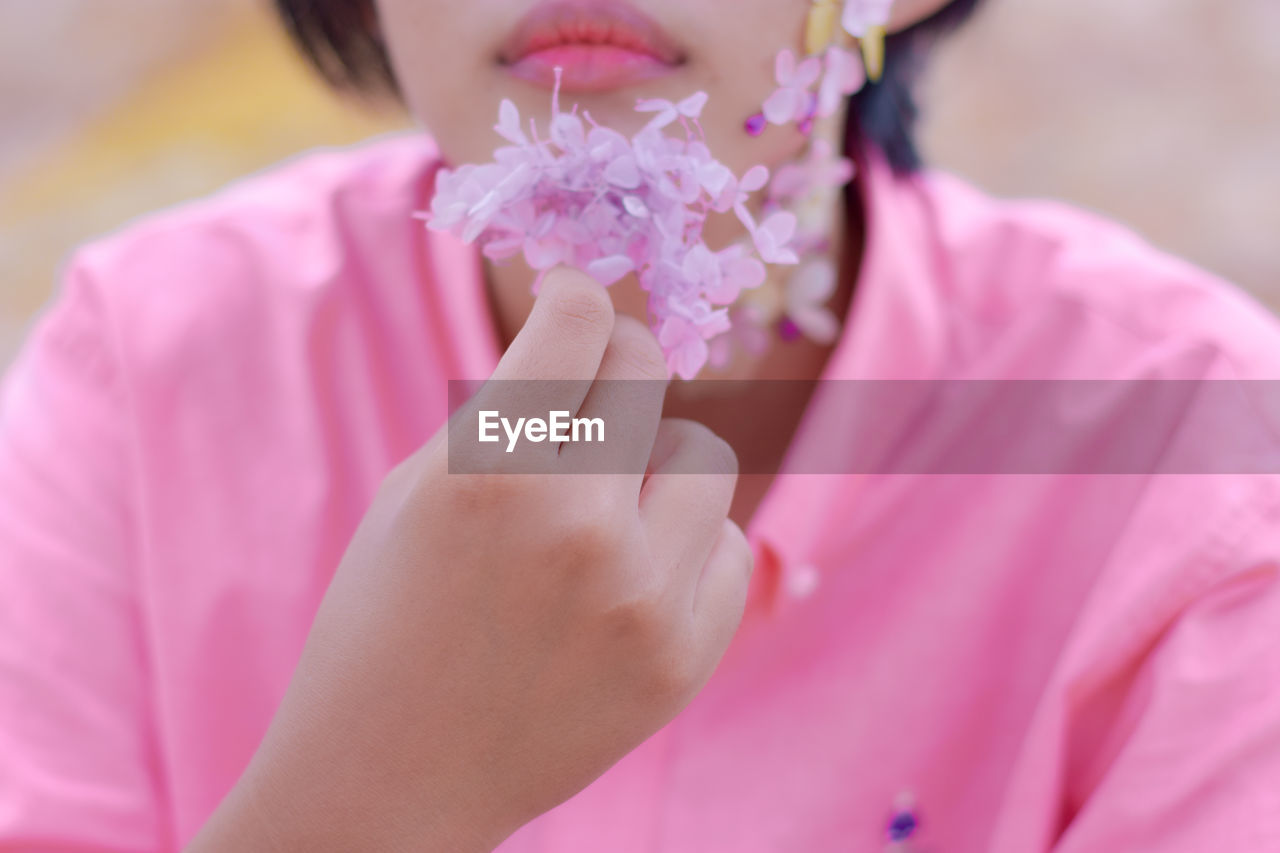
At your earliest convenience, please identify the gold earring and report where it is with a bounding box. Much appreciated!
[804,0,888,83]
[805,0,842,55]
[860,24,886,82]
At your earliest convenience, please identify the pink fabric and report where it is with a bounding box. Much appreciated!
[3,132,1280,852]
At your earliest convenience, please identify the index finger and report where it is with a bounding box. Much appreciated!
[461,266,616,469]
[488,266,616,385]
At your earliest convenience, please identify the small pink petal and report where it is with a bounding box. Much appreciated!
[523,236,566,270]
[623,196,650,218]
[753,219,799,264]
[818,47,867,116]
[791,260,838,303]
[668,337,709,381]
[725,256,768,290]
[481,233,524,259]
[634,98,678,129]
[550,113,586,149]
[774,49,796,85]
[635,96,675,113]
[530,210,556,239]
[658,316,710,379]
[740,165,770,193]
[587,126,631,158]
[699,161,733,196]
[587,255,635,285]
[681,244,719,287]
[495,99,528,145]
[794,56,823,89]
[790,307,841,344]
[769,163,807,199]
[697,309,733,338]
[552,217,591,244]
[604,156,641,188]
[677,91,709,117]
[763,88,804,125]
[760,211,798,245]
[461,214,491,244]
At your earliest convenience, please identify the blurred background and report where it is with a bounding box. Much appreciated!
[2,0,1278,369]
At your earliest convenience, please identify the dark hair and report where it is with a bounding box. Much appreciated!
[849,0,984,172]
[274,0,984,174]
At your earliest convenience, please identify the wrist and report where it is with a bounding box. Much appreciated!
[187,737,502,853]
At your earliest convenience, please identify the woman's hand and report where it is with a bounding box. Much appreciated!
[188,266,753,852]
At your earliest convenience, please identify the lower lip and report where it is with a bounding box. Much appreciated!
[505,45,679,93]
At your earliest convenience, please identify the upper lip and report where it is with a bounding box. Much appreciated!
[497,0,687,66]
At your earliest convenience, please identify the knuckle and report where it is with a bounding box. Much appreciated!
[563,515,623,562]
[601,593,666,647]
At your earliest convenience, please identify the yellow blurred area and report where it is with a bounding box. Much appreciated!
[0,2,409,362]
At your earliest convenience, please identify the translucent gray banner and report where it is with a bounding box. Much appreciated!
[446,380,1280,475]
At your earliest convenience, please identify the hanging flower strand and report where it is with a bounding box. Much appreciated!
[730,0,894,356]
[422,0,896,379]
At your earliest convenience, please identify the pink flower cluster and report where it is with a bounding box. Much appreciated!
[425,69,796,380]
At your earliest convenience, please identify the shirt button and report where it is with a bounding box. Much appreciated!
[784,563,821,600]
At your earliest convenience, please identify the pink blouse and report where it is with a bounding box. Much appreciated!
[3,132,1280,852]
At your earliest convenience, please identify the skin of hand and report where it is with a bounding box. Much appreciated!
[186,265,754,853]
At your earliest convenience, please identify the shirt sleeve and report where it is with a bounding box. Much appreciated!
[1053,524,1280,851]
[0,253,167,850]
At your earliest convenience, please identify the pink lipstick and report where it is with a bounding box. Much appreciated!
[498,0,687,93]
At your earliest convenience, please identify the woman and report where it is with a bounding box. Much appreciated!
[2,1,1278,850]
